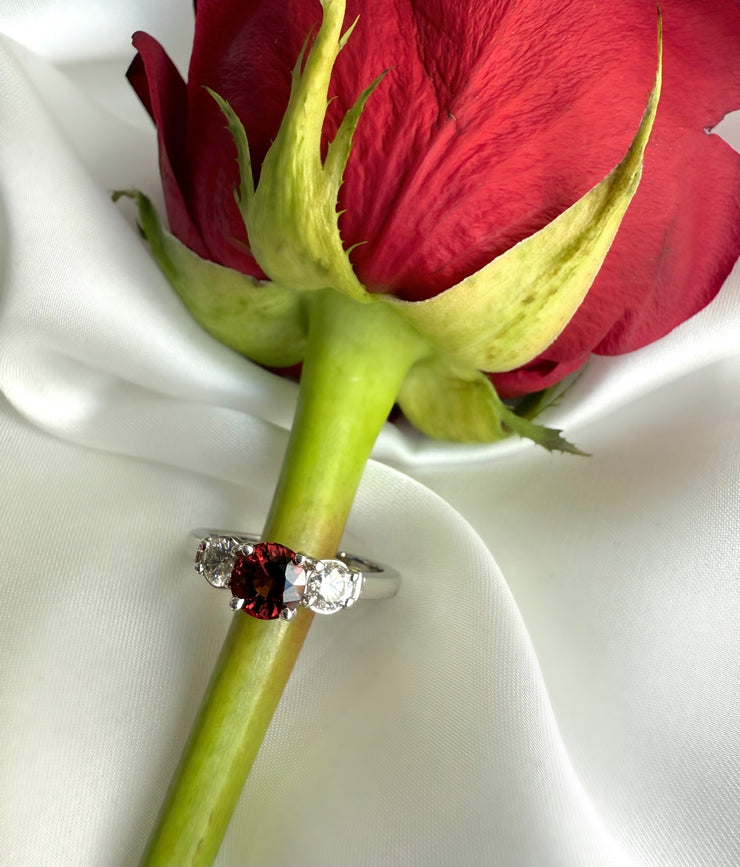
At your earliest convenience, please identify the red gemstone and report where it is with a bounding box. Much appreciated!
[230,542,295,620]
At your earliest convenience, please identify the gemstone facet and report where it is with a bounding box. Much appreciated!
[229,542,300,620]
[195,535,239,588]
[282,560,309,612]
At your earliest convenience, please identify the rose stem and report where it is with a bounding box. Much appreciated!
[140,288,428,866]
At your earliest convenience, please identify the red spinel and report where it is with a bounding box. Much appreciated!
[230,542,295,620]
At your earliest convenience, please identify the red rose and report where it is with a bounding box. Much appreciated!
[128,0,740,397]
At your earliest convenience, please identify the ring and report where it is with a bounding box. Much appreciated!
[190,530,400,621]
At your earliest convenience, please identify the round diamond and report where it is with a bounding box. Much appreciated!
[319,565,348,604]
[230,542,298,620]
[195,536,239,588]
[307,559,361,614]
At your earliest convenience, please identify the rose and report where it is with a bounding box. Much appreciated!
[128,0,740,402]
[122,5,740,862]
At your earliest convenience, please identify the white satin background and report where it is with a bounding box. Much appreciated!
[1,3,740,865]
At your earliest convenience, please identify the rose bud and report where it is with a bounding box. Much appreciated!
[119,0,740,447]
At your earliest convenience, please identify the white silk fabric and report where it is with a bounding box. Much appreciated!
[2,3,740,865]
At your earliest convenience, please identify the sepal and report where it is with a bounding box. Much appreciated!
[206,88,255,214]
[398,354,585,453]
[511,373,582,421]
[217,0,381,302]
[113,190,307,366]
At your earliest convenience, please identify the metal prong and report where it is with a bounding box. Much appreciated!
[229,596,245,611]
[237,543,255,557]
[279,607,296,621]
[344,597,356,609]
[194,547,205,573]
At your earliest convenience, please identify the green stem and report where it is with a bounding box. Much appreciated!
[140,290,428,866]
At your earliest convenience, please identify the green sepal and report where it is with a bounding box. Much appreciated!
[206,88,255,212]
[398,354,586,453]
[218,0,382,302]
[323,69,390,200]
[496,402,589,456]
[113,190,307,367]
[379,18,662,373]
[511,369,583,420]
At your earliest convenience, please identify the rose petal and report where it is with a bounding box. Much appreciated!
[130,30,265,277]
[494,0,740,395]
[128,32,209,259]
[336,0,660,299]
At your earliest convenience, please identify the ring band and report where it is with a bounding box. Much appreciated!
[190,530,400,621]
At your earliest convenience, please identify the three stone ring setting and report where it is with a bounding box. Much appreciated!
[192,530,401,621]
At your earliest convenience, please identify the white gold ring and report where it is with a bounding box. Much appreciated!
[190,530,400,621]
